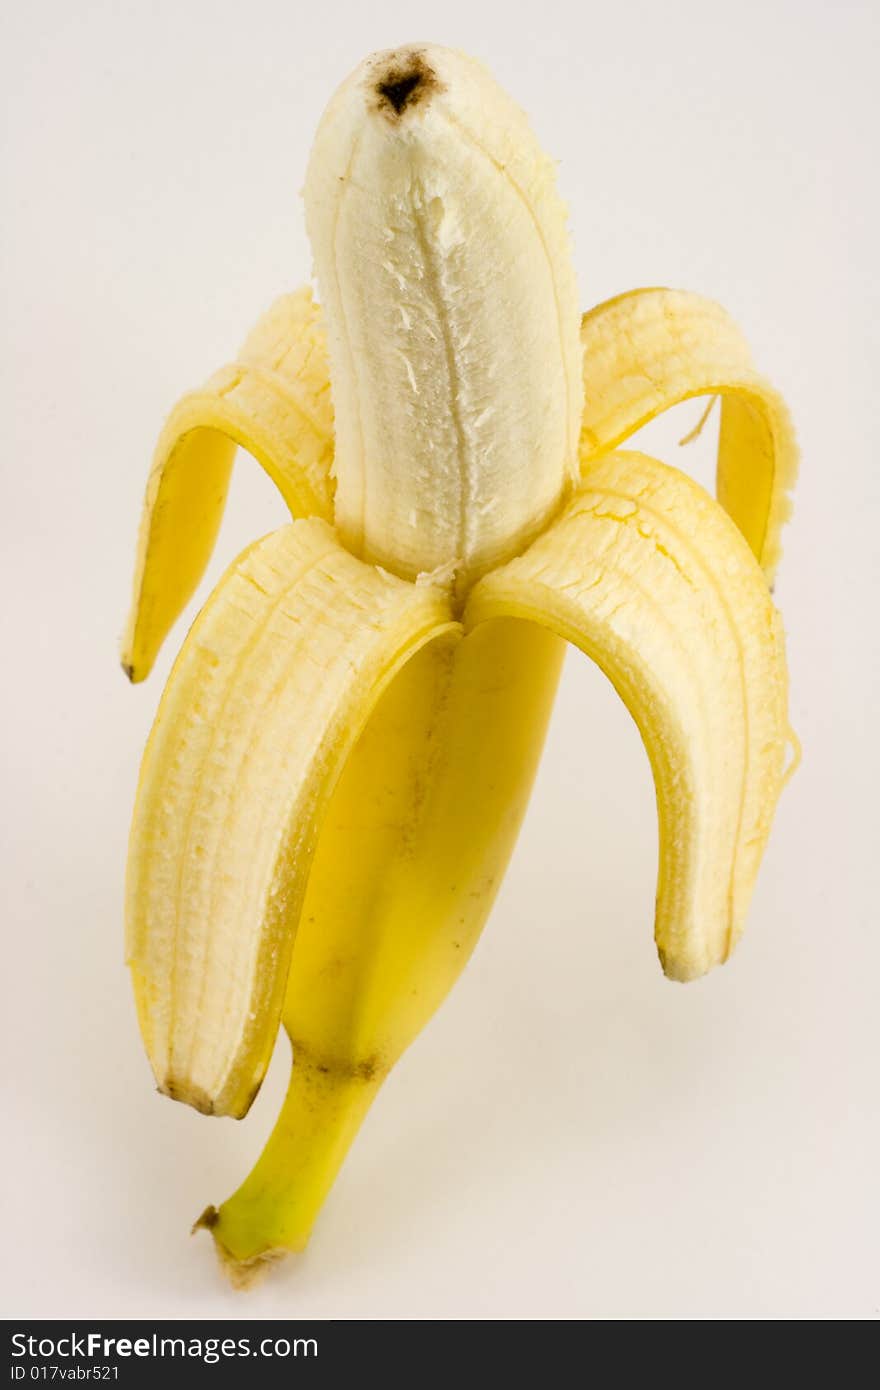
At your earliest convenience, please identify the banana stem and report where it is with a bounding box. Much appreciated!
[197,1050,383,1282]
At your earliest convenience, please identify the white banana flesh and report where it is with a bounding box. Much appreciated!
[304,45,583,586]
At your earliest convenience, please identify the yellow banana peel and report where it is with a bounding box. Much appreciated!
[123,44,798,1283]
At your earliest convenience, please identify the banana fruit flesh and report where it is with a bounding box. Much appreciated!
[123,43,798,1281]
[304,46,582,586]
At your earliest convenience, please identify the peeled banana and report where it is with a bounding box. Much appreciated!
[123,43,798,1283]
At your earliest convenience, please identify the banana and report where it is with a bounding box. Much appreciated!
[123,43,798,1281]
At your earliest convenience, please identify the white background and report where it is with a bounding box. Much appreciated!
[2,0,878,1320]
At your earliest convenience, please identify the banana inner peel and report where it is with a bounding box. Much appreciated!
[123,43,798,1281]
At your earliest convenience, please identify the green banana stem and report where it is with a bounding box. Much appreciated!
[197,1048,383,1279]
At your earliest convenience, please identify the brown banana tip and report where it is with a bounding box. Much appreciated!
[372,50,440,118]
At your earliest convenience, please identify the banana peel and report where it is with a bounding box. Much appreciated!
[123,288,334,682]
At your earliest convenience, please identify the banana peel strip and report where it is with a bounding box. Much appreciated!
[123,289,335,682]
[466,450,789,981]
[580,289,798,583]
[126,518,454,1118]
